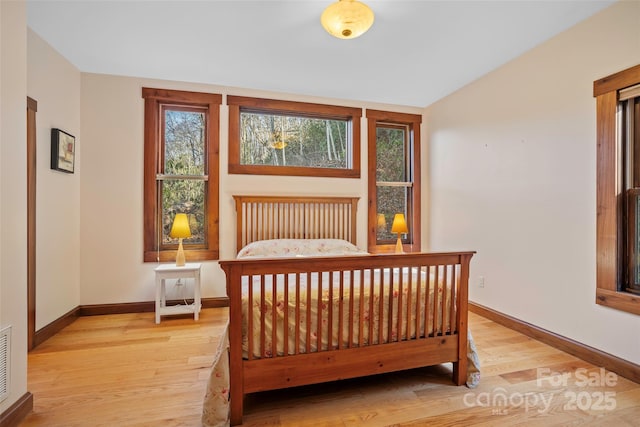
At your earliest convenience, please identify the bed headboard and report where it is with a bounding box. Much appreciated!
[233,195,359,253]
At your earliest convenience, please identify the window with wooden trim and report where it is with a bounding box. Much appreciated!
[594,64,640,315]
[142,88,221,262]
[228,96,361,178]
[367,109,421,253]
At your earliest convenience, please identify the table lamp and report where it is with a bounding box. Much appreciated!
[170,213,191,266]
[391,213,408,253]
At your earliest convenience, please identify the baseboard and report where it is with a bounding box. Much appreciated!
[33,306,80,348]
[0,392,33,427]
[78,296,229,316]
[33,297,230,347]
[469,301,640,384]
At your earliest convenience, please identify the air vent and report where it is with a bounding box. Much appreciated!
[0,326,10,403]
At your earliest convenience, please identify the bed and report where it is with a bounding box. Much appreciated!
[208,195,477,426]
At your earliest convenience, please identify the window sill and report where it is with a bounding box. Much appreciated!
[144,249,219,263]
[368,244,419,254]
[596,288,640,315]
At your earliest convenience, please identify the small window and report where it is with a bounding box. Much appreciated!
[228,96,361,178]
[367,109,421,252]
[142,88,221,262]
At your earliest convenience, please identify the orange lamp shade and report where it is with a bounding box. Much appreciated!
[170,213,192,239]
[391,213,408,254]
[391,213,408,234]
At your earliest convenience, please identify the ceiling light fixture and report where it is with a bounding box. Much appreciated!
[321,0,375,40]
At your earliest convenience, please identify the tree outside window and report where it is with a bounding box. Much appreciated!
[228,96,361,179]
[160,108,206,248]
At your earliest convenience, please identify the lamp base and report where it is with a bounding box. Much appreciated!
[176,238,186,266]
[395,235,404,254]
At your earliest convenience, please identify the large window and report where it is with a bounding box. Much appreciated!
[367,109,421,252]
[142,88,221,262]
[228,96,361,178]
[594,64,640,315]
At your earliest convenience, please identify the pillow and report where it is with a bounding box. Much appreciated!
[237,238,366,259]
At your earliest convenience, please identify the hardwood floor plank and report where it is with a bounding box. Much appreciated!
[20,308,639,426]
[499,359,594,384]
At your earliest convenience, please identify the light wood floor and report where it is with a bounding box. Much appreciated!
[20,308,640,426]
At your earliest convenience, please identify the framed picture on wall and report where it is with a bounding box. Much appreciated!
[51,128,75,173]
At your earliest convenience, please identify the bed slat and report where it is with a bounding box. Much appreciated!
[432,266,440,337]
[424,266,431,338]
[295,273,300,355]
[358,271,365,347]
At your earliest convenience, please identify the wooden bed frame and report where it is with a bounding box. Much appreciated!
[219,195,474,425]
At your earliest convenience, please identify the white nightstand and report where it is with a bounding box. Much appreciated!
[154,263,202,324]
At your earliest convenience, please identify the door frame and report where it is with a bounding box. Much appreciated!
[27,96,37,351]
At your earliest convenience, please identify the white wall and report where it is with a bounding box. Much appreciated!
[0,0,28,414]
[79,74,422,305]
[426,0,640,364]
[27,30,82,329]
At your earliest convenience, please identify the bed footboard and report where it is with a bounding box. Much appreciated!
[220,251,473,425]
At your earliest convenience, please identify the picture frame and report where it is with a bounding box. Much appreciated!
[51,128,76,173]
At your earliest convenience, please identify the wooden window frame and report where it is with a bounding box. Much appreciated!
[227,95,362,178]
[594,64,640,315]
[366,109,421,253]
[142,87,222,262]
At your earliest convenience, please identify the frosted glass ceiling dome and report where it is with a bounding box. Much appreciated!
[321,0,375,40]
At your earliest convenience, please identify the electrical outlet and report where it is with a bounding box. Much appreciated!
[478,276,485,288]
